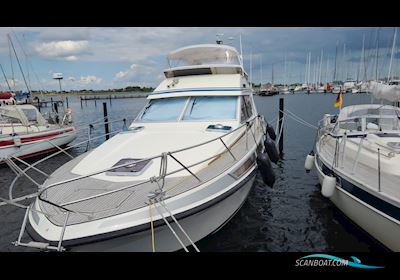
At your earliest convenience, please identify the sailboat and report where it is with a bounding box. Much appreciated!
[306,28,400,251]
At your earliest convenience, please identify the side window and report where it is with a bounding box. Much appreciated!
[240,96,254,123]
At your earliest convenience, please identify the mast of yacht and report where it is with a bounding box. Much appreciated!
[284,54,287,89]
[307,52,311,89]
[8,36,15,89]
[8,33,31,93]
[0,64,12,91]
[326,56,330,85]
[357,35,365,84]
[250,49,253,89]
[318,49,323,88]
[387,27,397,83]
[343,43,346,82]
[333,40,338,83]
[375,28,380,82]
[304,53,308,86]
[260,55,263,89]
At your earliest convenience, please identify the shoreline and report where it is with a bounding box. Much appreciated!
[32,91,150,97]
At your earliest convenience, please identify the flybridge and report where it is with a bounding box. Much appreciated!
[149,74,251,99]
[164,44,245,79]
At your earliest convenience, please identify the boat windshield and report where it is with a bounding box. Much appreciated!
[137,96,238,122]
[183,96,237,120]
[139,97,187,121]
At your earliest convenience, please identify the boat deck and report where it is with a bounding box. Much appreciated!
[318,136,400,206]
[38,121,263,227]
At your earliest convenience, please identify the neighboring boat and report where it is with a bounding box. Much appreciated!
[343,79,356,93]
[20,43,274,252]
[0,91,15,105]
[332,85,342,94]
[317,85,325,93]
[0,104,76,162]
[308,98,400,250]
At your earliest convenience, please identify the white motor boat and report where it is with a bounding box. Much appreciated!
[0,104,76,162]
[307,104,400,251]
[19,43,276,252]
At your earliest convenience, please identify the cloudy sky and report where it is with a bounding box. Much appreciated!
[0,27,398,91]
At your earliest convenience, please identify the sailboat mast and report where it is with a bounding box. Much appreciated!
[304,53,308,85]
[0,64,12,91]
[333,40,338,82]
[284,54,287,87]
[326,56,330,84]
[8,34,31,93]
[387,27,397,83]
[375,28,380,81]
[8,37,14,89]
[260,55,263,87]
[307,52,311,87]
[249,50,252,88]
[318,49,323,86]
[358,35,365,83]
[343,43,346,81]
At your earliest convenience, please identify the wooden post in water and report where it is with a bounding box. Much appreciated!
[80,96,83,109]
[37,98,41,112]
[103,102,110,141]
[94,98,97,107]
[51,97,54,112]
[278,97,284,156]
[109,95,112,106]
[66,96,69,108]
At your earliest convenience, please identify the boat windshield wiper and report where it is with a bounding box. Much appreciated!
[189,98,198,114]
[141,102,153,118]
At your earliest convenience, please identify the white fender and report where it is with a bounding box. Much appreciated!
[304,154,315,172]
[322,175,336,198]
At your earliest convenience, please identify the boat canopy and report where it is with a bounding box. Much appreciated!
[338,104,400,121]
[0,105,47,126]
[369,80,400,102]
[167,44,242,68]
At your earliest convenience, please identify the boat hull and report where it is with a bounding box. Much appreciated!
[0,128,76,162]
[314,156,400,251]
[57,168,256,252]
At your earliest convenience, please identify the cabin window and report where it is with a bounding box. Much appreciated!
[240,95,254,123]
[21,109,38,122]
[139,97,187,121]
[182,96,237,121]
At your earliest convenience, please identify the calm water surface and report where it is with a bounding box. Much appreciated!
[0,93,389,251]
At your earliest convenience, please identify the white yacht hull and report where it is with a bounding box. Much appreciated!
[0,128,77,162]
[314,156,400,251]
[56,168,256,252]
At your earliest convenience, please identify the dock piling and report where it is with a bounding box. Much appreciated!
[103,102,110,141]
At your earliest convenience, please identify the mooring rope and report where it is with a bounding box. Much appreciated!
[148,200,156,252]
[279,109,318,130]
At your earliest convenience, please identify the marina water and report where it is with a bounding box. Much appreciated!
[0,92,389,251]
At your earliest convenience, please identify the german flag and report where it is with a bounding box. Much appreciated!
[334,88,343,108]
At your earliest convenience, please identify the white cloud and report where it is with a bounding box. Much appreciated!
[79,75,101,85]
[33,40,90,59]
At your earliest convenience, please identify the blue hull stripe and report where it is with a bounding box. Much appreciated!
[321,164,400,222]
[150,88,247,95]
